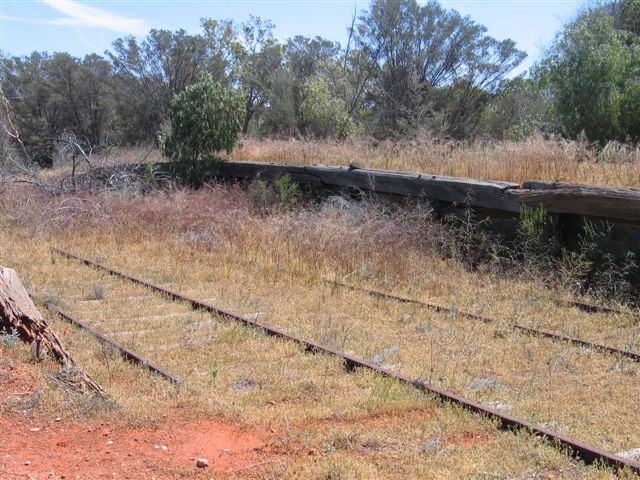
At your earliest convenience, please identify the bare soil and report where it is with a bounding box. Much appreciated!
[0,349,277,479]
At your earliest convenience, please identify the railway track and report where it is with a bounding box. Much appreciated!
[559,298,640,318]
[52,248,640,475]
[325,279,640,362]
[41,300,183,386]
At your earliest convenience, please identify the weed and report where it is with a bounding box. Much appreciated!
[322,462,349,480]
[255,179,273,209]
[0,327,20,348]
[576,220,638,303]
[0,172,637,478]
[517,204,560,271]
[210,366,219,383]
[143,164,158,186]
[226,135,640,188]
[444,206,497,269]
[254,174,301,211]
[274,174,301,206]
[89,284,106,300]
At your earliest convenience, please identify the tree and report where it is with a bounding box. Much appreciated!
[260,67,297,137]
[1,52,115,166]
[620,0,640,35]
[476,76,549,140]
[235,16,283,134]
[354,0,525,138]
[284,35,342,134]
[0,52,54,165]
[163,72,244,168]
[300,78,354,139]
[540,8,640,144]
[108,29,211,143]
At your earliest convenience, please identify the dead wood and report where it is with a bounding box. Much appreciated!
[0,266,108,398]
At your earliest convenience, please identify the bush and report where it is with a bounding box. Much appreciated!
[517,204,561,269]
[254,174,301,211]
[163,72,245,171]
[300,78,354,140]
[541,9,640,144]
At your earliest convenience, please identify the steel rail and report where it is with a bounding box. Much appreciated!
[559,298,640,318]
[53,248,640,475]
[325,279,640,363]
[41,299,182,386]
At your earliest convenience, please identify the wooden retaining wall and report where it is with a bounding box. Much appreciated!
[199,161,640,225]
[140,159,640,257]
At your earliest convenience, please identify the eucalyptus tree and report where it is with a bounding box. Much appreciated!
[1,52,115,166]
[108,29,211,142]
[354,0,526,138]
[540,6,640,144]
[235,16,284,133]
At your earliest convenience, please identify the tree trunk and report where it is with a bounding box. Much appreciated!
[242,108,254,134]
[0,266,108,398]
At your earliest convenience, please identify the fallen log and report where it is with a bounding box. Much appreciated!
[0,266,108,398]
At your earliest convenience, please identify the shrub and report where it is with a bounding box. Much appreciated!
[254,174,301,211]
[517,204,560,269]
[163,72,245,175]
[577,220,638,302]
[541,10,640,144]
[300,78,354,140]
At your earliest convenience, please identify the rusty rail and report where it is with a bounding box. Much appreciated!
[52,248,640,475]
[42,300,182,386]
[559,298,640,318]
[326,279,640,363]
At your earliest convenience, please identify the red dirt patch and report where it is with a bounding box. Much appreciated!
[0,347,277,479]
[446,431,496,448]
[0,417,274,479]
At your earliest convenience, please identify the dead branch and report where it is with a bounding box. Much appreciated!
[0,266,108,398]
[0,85,62,192]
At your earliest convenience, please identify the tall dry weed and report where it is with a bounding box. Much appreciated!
[226,135,640,188]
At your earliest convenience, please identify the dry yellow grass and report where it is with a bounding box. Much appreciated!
[1,183,639,479]
[35,135,640,189]
[225,135,640,188]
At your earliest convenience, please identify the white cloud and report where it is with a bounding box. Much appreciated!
[41,0,148,36]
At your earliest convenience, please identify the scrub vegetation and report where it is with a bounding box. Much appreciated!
[1,0,639,478]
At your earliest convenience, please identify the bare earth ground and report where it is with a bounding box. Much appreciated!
[1,180,639,479]
[0,345,277,479]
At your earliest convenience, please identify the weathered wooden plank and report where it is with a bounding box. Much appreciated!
[154,160,640,224]
[1,267,108,397]
[209,161,523,212]
[214,162,640,223]
[507,181,640,223]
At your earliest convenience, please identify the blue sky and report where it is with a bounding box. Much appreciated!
[1,0,580,75]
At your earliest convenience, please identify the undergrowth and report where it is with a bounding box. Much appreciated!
[1,172,636,307]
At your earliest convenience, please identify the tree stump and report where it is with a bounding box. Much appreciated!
[0,266,107,398]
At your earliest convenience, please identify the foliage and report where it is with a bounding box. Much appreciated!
[512,206,638,303]
[354,0,526,138]
[517,204,560,269]
[143,164,159,186]
[235,16,284,134]
[259,67,297,137]
[300,78,355,139]
[5,0,640,154]
[255,174,301,210]
[444,207,496,269]
[0,327,20,348]
[162,72,245,169]
[108,27,226,144]
[577,220,638,301]
[477,77,550,140]
[1,52,115,166]
[540,8,640,144]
